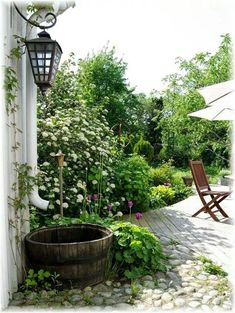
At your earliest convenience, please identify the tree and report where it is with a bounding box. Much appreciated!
[158,34,232,167]
[76,46,146,138]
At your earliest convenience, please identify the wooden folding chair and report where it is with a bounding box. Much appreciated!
[189,160,231,222]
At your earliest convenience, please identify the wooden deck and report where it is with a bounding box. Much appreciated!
[124,194,234,274]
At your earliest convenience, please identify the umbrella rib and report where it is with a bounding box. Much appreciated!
[208,90,233,105]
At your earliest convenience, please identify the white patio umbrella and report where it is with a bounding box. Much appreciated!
[188,80,235,121]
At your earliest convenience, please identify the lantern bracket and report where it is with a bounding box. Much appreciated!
[13,2,57,30]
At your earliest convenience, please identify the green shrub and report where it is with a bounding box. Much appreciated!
[197,255,227,277]
[37,104,117,217]
[21,269,60,291]
[133,137,154,162]
[172,184,193,203]
[110,222,167,279]
[150,185,175,208]
[150,161,173,186]
[113,155,151,212]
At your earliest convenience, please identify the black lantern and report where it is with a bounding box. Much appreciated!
[25,30,62,94]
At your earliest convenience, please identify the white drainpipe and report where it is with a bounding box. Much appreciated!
[26,28,49,210]
[24,2,76,210]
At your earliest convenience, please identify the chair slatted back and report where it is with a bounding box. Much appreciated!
[189,160,210,192]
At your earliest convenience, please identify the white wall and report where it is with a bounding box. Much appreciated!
[0,2,28,309]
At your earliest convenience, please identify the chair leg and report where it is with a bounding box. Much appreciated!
[192,197,221,222]
[210,195,229,218]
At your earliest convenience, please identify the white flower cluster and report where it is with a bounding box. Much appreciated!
[38,102,116,215]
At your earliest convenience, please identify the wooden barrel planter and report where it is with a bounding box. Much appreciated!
[25,224,113,288]
[182,176,193,187]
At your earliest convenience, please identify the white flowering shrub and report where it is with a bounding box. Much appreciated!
[37,103,118,216]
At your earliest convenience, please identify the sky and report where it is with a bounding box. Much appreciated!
[50,0,234,95]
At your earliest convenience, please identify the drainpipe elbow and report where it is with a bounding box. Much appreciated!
[28,187,49,210]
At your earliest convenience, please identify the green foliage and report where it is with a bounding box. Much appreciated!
[130,281,141,298]
[150,185,175,208]
[76,46,146,137]
[82,294,94,305]
[9,163,37,211]
[197,255,227,277]
[171,184,193,203]
[215,278,231,295]
[37,103,116,217]
[21,269,60,291]
[113,155,151,212]
[203,263,227,277]
[150,161,173,186]
[110,222,167,279]
[4,66,19,114]
[159,34,232,167]
[133,137,154,162]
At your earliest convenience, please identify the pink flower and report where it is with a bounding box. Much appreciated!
[87,194,92,201]
[128,201,133,209]
[92,194,98,201]
[107,203,113,211]
[135,212,142,220]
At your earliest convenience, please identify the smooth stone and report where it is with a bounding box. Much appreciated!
[181,282,189,287]
[189,301,201,308]
[10,299,25,306]
[174,298,186,307]
[161,292,173,303]
[209,290,218,297]
[26,292,38,300]
[152,294,161,300]
[212,298,221,305]
[169,259,182,266]
[105,280,112,286]
[98,292,112,298]
[183,286,195,294]
[166,272,181,282]
[84,286,92,292]
[197,274,208,281]
[156,272,167,280]
[105,298,116,305]
[93,284,110,292]
[63,301,73,308]
[186,260,193,264]
[162,302,174,310]
[189,282,201,288]
[202,295,213,304]
[201,304,210,310]
[153,289,163,294]
[125,288,132,295]
[192,292,203,298]
[70,294,82,302]
[143,288,153,294]
[92,297,104,306]
[144,298,153,305]
[153,299,162,307]
[174,290,186,296]
[158,283,168,290]
[13,292,25,300]
[197,288,207,294]
[114,303,133,309]
[182,276,194,282]
[143,281,155,289]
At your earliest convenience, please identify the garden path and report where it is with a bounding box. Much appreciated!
[126,188,234,276]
